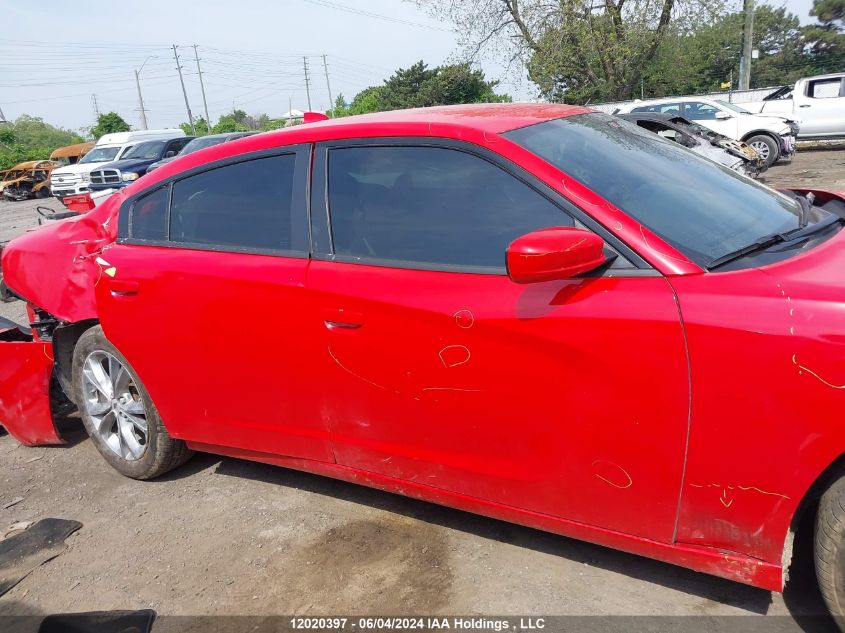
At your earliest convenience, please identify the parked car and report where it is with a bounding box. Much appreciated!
[4,104,845,626]
[87,137,194,195]
[146,132,258,173]
[742,73,845,139]
[617,112,766,177]
[50,129,186,198]
[0,160,59,200]
[49,142,95,166]
[615,96,798,167]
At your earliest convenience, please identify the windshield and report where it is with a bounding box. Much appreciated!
[123,141,166,160]
[505,113,800,266]
[80,146,121,164]
[715,100,752,114]
[180,136,228,154]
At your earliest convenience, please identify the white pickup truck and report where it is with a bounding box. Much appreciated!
[742,73,845,139]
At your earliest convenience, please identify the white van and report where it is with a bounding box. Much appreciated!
[50,129,185,198]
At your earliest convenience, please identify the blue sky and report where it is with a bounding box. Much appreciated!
[0,0,819,133]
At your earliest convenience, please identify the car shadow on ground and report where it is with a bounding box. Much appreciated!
[171,452,838,631]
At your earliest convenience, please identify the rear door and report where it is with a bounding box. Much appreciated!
[307,139,690,542]
[96,146,333,461]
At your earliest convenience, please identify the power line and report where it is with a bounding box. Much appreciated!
[298,0,453,33]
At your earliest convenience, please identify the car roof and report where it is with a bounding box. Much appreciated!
[298,103,590,134]
[628,96,714,106]
[135,103,593,191]
[7,160,56,170]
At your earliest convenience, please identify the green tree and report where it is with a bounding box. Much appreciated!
[0,115,83,170]
[642,5,810,98]
[211,114,250,134]
[425,0,716,104]
[90,112,130,139]
[804,0,845,73]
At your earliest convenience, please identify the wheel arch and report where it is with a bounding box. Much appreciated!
[741,130,780,145]
[52,319,100,403]
[784,450,845,582]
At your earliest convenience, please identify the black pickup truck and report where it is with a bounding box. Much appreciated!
[88,137,193,192]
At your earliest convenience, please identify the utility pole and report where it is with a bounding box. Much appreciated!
[173,44,195,134]
[134,69,149,130]
[92,94,100,118]
[303,56,312,111]
[738,0,754,91]
[322,54,334,117]
[192,44,211,132]
[0,105,6,124]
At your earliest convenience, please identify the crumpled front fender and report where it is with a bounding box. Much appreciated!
[0,193,121,323]
[0,322,62,446]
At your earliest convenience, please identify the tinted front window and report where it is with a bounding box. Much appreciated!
[131,186,168,241]
[505,113,800,266]
[80,147,121,163]
[327,146,573,269]
[123,141,167,160]
[684,102,721,120]
[169,154,295,250]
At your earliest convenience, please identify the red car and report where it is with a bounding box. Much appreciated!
[2,104,845,622]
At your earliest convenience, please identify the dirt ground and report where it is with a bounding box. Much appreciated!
[1,152,845,630]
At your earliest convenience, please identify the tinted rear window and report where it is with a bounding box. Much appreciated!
[169,154,296,251]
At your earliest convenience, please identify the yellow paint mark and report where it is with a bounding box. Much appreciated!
[792,354,845,389]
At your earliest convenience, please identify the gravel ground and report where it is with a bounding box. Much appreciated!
[1,152,844,629]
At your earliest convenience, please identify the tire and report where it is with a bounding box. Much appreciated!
[746,134,779,168]
[71,326,192,479]
[815,472,845,631]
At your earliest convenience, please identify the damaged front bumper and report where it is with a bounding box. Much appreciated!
[0,316,63,446]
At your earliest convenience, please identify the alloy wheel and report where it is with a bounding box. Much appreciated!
[81,351,148,460]
[749,141,771,161]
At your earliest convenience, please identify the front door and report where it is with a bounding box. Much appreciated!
[799,77,845,137]
[308,140,690,542]
[97,147,333,461]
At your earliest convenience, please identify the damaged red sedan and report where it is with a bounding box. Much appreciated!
[2,104,845,622]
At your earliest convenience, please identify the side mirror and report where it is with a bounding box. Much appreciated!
[507,227,606,284]
[714,111,732,120]
[164,151,177,158]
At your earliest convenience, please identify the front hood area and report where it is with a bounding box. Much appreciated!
[1,193,122,322]
[95,158,156,174]
[52,162,102,177]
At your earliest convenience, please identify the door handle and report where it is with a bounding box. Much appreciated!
[799,104,811,108]
[323,308,365,330]
[108,279,140,297]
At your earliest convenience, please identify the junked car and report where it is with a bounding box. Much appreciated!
[617,112,766,177]
[1,160,59,200]
[50,142,96,166]
[742,73,845,139]
[146,132,257,173]
[3,104,845,626]
[615,96,798,167]
[50,129,186,199]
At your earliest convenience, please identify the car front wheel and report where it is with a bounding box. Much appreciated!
[816,472,845,631]
[746,134,779,167]
[71,326,192,479]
